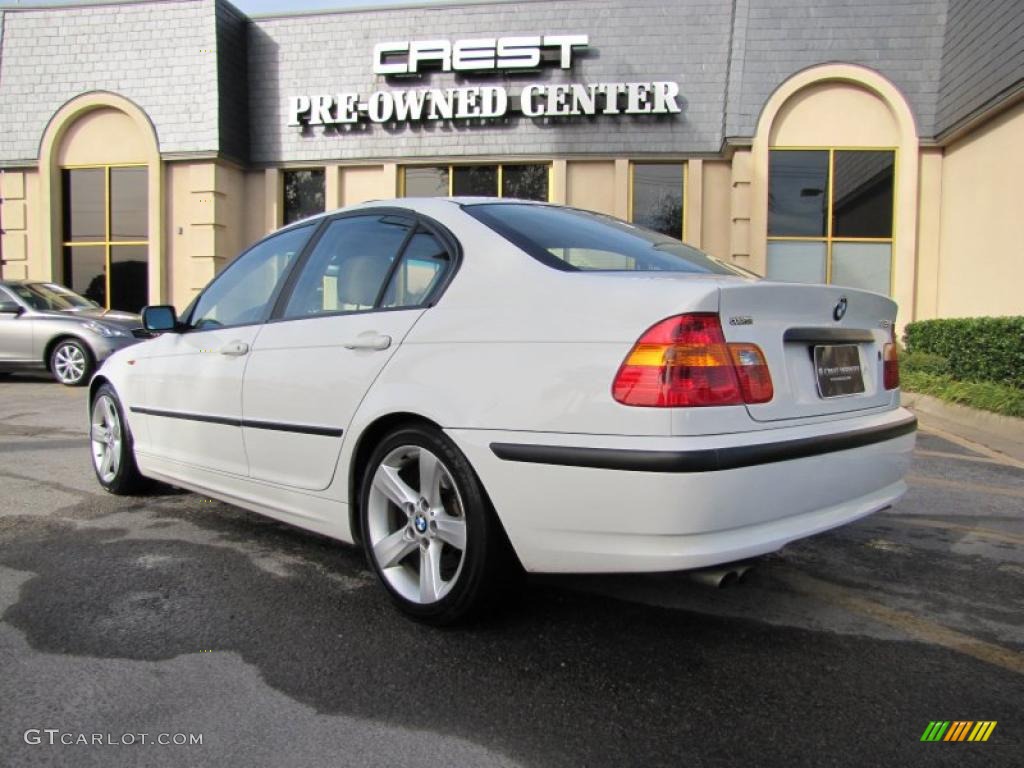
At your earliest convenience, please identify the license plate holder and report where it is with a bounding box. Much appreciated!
[814,344,865,398]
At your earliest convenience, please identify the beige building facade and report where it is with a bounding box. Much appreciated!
[0,0,1021,326]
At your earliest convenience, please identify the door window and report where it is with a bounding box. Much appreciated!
[189,224,314,330]
[282,214,415,320]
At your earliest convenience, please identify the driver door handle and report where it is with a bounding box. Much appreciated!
[343,333,392,351]
[220,341,250,357]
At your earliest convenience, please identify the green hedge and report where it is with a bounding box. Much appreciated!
[902,371,1024,419]
[903,316,1024,388]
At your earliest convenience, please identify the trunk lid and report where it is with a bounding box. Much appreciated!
[718,282,896,422]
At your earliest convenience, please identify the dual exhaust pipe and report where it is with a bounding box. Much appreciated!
[688,562,755,588]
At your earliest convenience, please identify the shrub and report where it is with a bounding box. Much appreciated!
[903,316,1024,388]
[902,371,1024,419]
[900,350,950,376]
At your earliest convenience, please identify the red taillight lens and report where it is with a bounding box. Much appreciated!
[729,343,774,404]
[612,314,773,407]
[883,339,900,390]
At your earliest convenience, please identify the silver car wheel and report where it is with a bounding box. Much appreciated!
[91,394,123,484]
[366,445,468,605]
[53,342,87,385]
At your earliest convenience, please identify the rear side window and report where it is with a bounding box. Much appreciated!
[380,229,449,309]
[466,203,743,275]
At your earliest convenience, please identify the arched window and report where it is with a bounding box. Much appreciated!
[40,94,162,313]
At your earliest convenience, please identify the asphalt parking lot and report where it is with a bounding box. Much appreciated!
[0,373,1021,767]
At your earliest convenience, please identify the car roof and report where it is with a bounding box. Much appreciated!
[276,196,549,232]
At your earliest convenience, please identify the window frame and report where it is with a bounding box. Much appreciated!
[399,163,553,201]
[628,161,687,242]
[60,163,149,310]
[266,207,463,325]
[180,221,319,334]
[767,146,897,293]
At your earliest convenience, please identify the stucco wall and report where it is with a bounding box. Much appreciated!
[935,101,1024,318]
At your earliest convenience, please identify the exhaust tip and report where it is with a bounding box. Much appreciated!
[688,562,756,588]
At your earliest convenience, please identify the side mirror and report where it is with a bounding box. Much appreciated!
[142,305,179,333]
[0,301,23,316]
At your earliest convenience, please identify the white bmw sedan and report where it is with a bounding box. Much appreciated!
[88,198,915,623]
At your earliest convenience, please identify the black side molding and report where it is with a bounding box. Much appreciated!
[131,406,343,438]
[490,415,917,473]
[783,327,876,343]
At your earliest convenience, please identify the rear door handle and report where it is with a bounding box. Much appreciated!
[343,332,392,351]
[220,341,250,356]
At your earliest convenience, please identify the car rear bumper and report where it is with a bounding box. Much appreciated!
[446,407,916,573]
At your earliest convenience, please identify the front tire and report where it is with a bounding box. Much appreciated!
[51,339,93,386]
[90,383,150,495]
[360,425,507,625]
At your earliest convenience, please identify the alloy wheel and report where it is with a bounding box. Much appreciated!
[366,445,468,605]
[91,394,123,484]
[54,343,87,384]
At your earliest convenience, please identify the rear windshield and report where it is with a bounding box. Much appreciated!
[465,203,745,275]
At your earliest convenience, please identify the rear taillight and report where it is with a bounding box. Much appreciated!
[612,314,773,407]
[729,343,774,404]
[883,327,899,390]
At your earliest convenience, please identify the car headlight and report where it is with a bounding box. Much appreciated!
[82,320,130,338]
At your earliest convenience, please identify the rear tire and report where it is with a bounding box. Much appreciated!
[51,339,93,386]
[359,424,509,625]
[90,383,151,495]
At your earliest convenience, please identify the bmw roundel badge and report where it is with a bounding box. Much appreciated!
[833,296,848,322]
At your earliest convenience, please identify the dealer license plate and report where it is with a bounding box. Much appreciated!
[814,344,865,398]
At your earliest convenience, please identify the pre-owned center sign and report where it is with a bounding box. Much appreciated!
[288,34,681,128]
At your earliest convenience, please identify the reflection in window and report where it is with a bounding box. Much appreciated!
[283,169,325,225]
[631,163,684,238]
[63,246,107,307]
[501,165,548,201]
[453,166,497,196]
[467,203,742,275]
[284,215,414,319]
[767,148,895,294]
[191,225,314,329]
[62,165,150,312]
[404,167,449,197]
[766,241,827,285]
[110,167,148,241]
[831,242,892,296]
[62,169,105,243]
[109,246,149,313]
[381,229,449,308]
[832,151,894,238]
[403,164,548,201]
[768,150,827,237]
